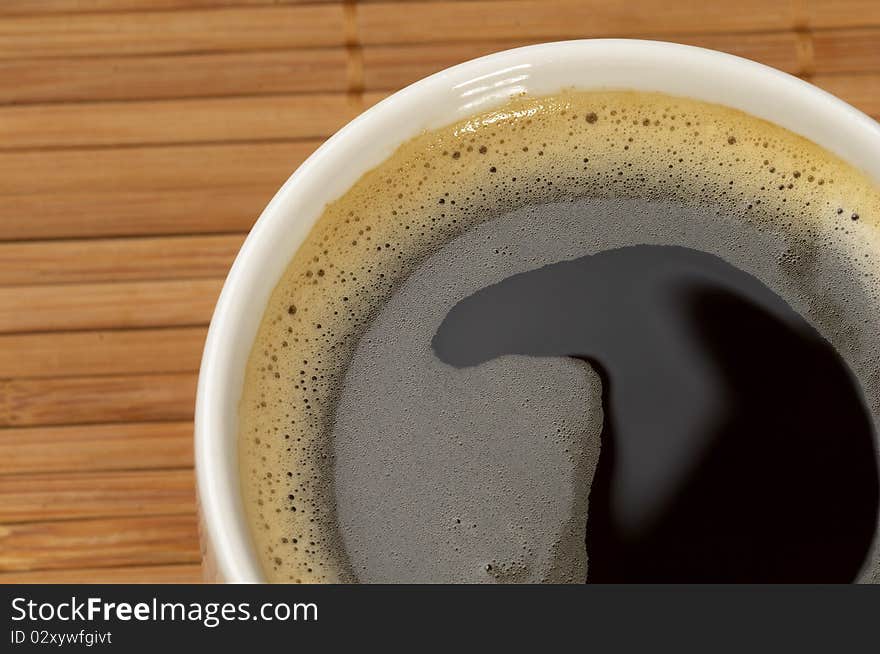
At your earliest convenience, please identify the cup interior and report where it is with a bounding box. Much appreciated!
[195,39,880,583]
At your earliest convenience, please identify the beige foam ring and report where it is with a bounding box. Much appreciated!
[239,90,880,583]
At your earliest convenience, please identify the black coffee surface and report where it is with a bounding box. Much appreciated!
[433,244,879,582]
[330,198,880,583]
[241,91,880,583]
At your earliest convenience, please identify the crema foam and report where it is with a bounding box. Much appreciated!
[239,91,880,583]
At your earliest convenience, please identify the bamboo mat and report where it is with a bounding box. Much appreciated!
[0,0,878,584]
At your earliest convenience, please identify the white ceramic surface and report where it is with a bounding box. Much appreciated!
[194,39,880,583]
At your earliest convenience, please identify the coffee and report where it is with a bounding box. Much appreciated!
[239,91,880,583]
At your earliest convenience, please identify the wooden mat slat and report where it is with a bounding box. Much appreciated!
[358,1,797,44]
[0,235,243,286]
[0,93,384,150]
[0,279,221,334]
[0,187,272,241]
[0,327,206,379]
[812,29,880,74]
[0,469,194,523]
[0,141,319,195]
[0,422,194,475]
[802,0,880,30]
[0,49,349,105]
[8,1,878,63]
[0,515,199,572]
[0,5,347,59]
[0,564,203,584]
[0,373,197,427]
[0,0,439,18]
[359,0,880,44]
[812,73,880,117]
[0,0,335,16]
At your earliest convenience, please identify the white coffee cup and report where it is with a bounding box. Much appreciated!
[194,39,880,583]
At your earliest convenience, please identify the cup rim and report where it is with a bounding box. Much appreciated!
[195,38,880,583]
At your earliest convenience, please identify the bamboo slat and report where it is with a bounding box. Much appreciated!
[0,235,243,285]
[0,49,349,105]
[0,279,222,333]
[0,564,203,584]
[802,1,880,30]
[812,29,880,74]
[0,469,195,523]
[0,373,198,427]
[358,1,796,44]
[0,422,194,475]
[811,73,880,118]
[0,140,319,195]
[0,327,207,378]
[0,0,334,15]
[0,187,272,241]
[0,515,200,572]
[0,93,385,150]
[0,5,347,59]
